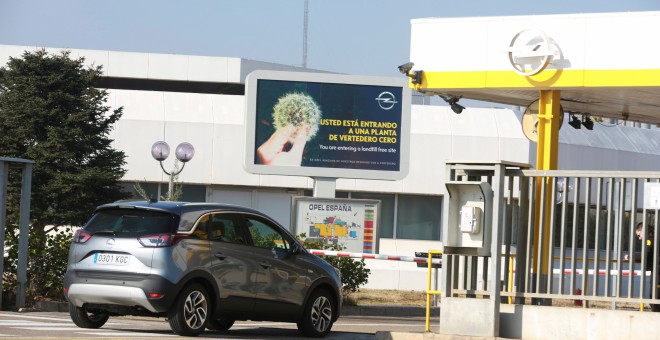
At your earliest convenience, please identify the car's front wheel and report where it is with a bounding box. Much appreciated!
[297,289,335,338]
[167,283,209,336]
[69,303,109,329]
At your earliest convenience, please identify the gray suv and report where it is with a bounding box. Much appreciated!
[63,200,342,337]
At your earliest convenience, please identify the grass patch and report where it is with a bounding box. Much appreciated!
[346,289,427,306]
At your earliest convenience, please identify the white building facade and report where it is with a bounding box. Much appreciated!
[2,44,660,291]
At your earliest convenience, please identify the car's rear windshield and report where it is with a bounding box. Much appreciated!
[84,208,177,237]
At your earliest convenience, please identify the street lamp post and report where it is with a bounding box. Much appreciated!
[151,141,195,200]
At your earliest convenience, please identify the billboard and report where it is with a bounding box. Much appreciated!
[244,70,411,180]
[292,197,380,253]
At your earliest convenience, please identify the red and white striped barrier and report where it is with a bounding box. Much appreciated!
[310,250,653,277]
[552,268,650,277]
[308,249,442,265]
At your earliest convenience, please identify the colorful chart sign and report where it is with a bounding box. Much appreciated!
[292,197,380,253]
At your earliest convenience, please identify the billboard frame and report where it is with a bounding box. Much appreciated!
[244,70,411,180]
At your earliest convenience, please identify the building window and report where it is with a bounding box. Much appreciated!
[303,190,349,198]
[351,192,395,239]
[178,184,206,202]
[396,194,442,240]
[120,182,159,200]
[121,182,206,202]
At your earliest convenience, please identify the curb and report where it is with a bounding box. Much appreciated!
[374,331,502,340]
[23,301,68,313]
[342,305,439,317]
[26,301,437,318]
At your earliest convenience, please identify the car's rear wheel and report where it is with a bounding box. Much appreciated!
[69,303,109,329]
[206,318,235,331]
[297,289,335,338]
[167,283,209,336]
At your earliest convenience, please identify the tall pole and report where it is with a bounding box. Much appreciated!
[532,89,561,304]
[0,158,34,310]
[16,163,32,308]
[302,0,308,68]
[168,172,174,200]
[0,162,8,309]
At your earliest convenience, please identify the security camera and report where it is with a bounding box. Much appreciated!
[450,102,466,114]
[439,95,465,114]
[397,62,414,75]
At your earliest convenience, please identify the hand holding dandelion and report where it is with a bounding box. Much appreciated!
[257,124,310,165]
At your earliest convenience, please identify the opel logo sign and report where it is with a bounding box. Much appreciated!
[375,91,397,110]
[106,238,115,249]
[506,29,558,76]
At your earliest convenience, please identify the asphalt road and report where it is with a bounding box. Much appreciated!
[0,311,431,339]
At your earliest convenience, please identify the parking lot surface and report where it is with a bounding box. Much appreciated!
[0,311,431,339]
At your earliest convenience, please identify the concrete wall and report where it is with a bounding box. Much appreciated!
[500,304,660,339]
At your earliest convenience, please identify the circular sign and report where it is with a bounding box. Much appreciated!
[522,99,564,142]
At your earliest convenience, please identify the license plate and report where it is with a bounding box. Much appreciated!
[94,253,130,265]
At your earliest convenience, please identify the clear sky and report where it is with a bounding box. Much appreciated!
[1,0,659,78]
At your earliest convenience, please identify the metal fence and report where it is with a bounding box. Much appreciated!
[499,170,660,307]
[441,162,660,309]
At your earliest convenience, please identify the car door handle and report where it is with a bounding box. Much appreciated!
[259,261,271,269]
[215,252,226,260]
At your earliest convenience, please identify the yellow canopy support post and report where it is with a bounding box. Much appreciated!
[532,90,561,302]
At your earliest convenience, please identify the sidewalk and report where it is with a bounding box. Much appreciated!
[374,332,506,340]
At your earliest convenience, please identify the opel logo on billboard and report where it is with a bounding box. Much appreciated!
[506,29,558,76]
[106,238,115,249]
[375,91,397,110]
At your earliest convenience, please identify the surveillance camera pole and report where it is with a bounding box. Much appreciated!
[151,141,195,200]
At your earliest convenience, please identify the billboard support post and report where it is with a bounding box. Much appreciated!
[313,177,336,198]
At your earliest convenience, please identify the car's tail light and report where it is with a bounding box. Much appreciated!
[138,233,188,247]
[73,230,93,244]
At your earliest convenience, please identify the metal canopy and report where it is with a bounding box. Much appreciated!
[439,86,660,125]
[408,11,660,125]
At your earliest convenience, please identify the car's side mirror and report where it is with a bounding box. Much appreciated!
[291,242,302,255]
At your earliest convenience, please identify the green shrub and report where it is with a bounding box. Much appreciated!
[297,234,370,295]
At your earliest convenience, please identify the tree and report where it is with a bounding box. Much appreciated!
[0,49,128,303]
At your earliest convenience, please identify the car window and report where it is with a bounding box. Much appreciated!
[208,214,245,245]
[85,209,176,237]
[244,217,289,250]
[190,215,210,240]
